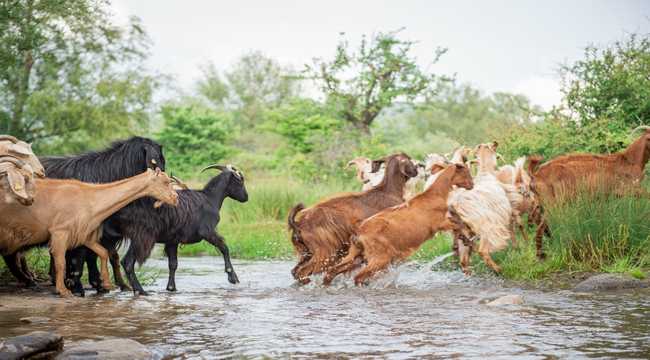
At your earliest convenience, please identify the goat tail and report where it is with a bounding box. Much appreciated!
[528,155,544,176]
[288,203,308,253]
[288,203,305,232]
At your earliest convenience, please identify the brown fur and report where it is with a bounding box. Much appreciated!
[0,169,178,297]
[323,164,474,286]
[529,129,650,258]
[288,153,418,284]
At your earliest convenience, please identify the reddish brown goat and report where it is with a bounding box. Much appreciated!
[323,163,474,286]
[529,126,650,258]
[288,153,418,284]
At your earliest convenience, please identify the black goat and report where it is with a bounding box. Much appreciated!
[4,136,166,294]
[118,164,248,295]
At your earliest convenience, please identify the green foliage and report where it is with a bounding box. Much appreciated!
[157,105,234,175]
[0,0,158,153]
[411,82,542,145]
[306,29,448,132]
[265,98,343,153]
[544,188,650,271]
[561,33,650,128]
[197,51,300,126]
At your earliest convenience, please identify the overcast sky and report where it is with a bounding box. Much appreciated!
[111,0,650,109]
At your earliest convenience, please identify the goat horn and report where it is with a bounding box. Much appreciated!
[0,156,27,169]
[170,175,189,190]
[630,125,650,134]
[0,135,18,143]
[201,164,227,173]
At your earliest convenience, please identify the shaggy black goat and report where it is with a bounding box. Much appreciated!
[4,136,166,294]
[119,164,248,295]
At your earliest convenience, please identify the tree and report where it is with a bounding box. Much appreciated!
[306,29,447,133]
[197,51,299,125]
[560,33,650,127]
[0,0,158,152]
[407,82,541,144]
[265,98,342,154]
[157,105,233,175]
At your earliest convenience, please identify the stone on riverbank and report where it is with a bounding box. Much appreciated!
[19,316,50,324]
[0,331,63,360]
[486,294,524,306]
[574,273,649,292]
[56,338,154,360]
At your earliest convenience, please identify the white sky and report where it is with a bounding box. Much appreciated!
[111,0,650,109]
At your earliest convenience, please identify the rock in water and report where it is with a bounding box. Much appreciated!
[574,273,648,292]
[0,331,63,360]
[19,317,50,324]
[486,294,524,306]
[56,338,154,360]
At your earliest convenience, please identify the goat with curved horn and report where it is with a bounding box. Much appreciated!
[201,164,227,173]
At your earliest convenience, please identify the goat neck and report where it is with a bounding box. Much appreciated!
[373,161,407,197]
[59,170,162,229]
[201,173,230,210]
[623,131,650,171]
[412,165,458,207]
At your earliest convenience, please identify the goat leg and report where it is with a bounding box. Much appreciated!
[50,233,72,297]
[323,244,362,286]
[84,241,113,292]
[3,254,36,287]
[121,244,147,296]
[205,231,239,284]
[109,249,130,291]
[164,243,178,292]
[65,251,86,297]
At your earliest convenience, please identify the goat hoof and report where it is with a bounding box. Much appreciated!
[135,290,149,296]
[227,273,240,284]
[58,288,73,298]
[166,286,177,292]
[96,287,109,294]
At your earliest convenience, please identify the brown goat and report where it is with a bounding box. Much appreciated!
[288,153,418,284]
[529,126,650,258]
[0,169,178,297]
[323,163,474,286]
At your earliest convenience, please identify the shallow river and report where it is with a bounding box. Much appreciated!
[1,256,650,359]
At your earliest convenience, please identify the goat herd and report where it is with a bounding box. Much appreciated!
[0,126,648,298]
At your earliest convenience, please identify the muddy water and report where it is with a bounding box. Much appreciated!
[1,256,650,359]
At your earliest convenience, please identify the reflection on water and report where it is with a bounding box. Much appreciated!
[1,256,650,359]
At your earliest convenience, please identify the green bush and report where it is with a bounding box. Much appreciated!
[157,105,234,176]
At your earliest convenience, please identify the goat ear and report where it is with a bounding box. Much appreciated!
[6,168,28,198]
[491,141,499,151]
[7,144,30,156]
[370,159,384,173]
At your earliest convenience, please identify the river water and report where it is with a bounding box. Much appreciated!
[1,256,649,359]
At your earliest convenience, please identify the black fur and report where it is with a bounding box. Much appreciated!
[41,136,165,295]
[119,168,248,295]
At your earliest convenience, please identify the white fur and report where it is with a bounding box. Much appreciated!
[448,173,513,253]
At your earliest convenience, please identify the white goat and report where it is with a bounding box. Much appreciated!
[447,142,514,274]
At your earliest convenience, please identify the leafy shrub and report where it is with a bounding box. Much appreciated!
[157,105,234,176]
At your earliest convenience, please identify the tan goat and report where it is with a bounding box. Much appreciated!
[0,169,179,297]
